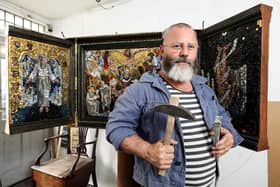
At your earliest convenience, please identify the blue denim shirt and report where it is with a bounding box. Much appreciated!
[106,72,244,187]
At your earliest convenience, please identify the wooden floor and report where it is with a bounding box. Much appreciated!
[8,178,94,187]
[8,178,33,187]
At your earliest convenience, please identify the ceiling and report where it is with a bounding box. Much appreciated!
[2,0,130,21]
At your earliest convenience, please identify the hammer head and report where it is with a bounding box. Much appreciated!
[151,104,195,120]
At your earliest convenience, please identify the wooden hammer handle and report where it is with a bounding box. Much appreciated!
[159,96,179,176]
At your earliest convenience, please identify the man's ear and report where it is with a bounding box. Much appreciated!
[159,45,164,56]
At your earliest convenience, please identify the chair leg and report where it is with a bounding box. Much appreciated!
[32,179,37,187]
[91,166,98,187]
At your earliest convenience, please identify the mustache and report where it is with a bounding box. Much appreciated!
[170,57,192,65]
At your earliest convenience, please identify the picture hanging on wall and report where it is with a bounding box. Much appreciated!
[198,4,272,151]
[3,26,75,134]
[76,33,162,128]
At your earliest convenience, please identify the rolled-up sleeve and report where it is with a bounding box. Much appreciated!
[106,86,141,150]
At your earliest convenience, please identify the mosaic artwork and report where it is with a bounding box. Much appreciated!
[200,19,262,138]
[84,47,160,117]
[7,35,71,126]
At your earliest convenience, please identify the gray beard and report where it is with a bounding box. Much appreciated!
[166,64,194,82]
[161,55,195,82]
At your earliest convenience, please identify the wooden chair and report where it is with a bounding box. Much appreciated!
[31,127,99,187]
[118,152,140,187]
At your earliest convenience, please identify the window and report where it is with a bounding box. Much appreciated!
[0,20,4,30]
[0,8,46,33]
[0,10,4,19]
[0,10,5,29]
[0,57,7,119]
[5,12,14,24]
[15,16,23,27]
[31,22,39,31]
[39,25,45,32]
[24,19,31,29]
[0,38,6,120]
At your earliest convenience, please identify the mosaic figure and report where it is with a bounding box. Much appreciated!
[26,53,59,112]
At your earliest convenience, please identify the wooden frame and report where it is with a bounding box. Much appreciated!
[76,33,162,128]
[4,26,75,134]
[198,4,272,151]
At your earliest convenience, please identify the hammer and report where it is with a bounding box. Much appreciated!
[151,96,195,176]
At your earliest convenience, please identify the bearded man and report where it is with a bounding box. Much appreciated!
[106,23,243,187]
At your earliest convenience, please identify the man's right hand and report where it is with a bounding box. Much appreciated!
[145,139,177,170]
[120,135,177,170]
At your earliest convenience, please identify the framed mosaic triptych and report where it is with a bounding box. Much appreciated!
[1,4,272,151]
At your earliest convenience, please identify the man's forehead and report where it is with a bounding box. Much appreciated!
[165,27,197,42]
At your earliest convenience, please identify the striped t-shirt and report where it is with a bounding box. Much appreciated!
[165,82,216,187]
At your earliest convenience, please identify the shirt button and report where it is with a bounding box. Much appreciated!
[174,161,181,166]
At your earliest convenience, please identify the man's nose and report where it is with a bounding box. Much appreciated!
[179,46,189,57]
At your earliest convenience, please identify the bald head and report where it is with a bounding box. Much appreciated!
[162,23,197,44]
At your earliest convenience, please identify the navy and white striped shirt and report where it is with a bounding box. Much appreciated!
[165,82,216,187]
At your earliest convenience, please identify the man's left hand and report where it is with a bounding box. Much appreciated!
[210,127,234,157]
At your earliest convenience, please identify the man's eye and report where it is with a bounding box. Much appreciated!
[172,44,181,49]
[187,44,195,49]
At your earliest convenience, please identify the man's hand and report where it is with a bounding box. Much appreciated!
[120,135,177,170]
[145,139,177,170]
[210,127,234,157]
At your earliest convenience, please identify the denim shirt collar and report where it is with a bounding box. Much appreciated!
[138,71,208,92]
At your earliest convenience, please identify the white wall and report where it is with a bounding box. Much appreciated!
[0,120,49,186]
[86,128,118,187]
[52,0,280,186]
